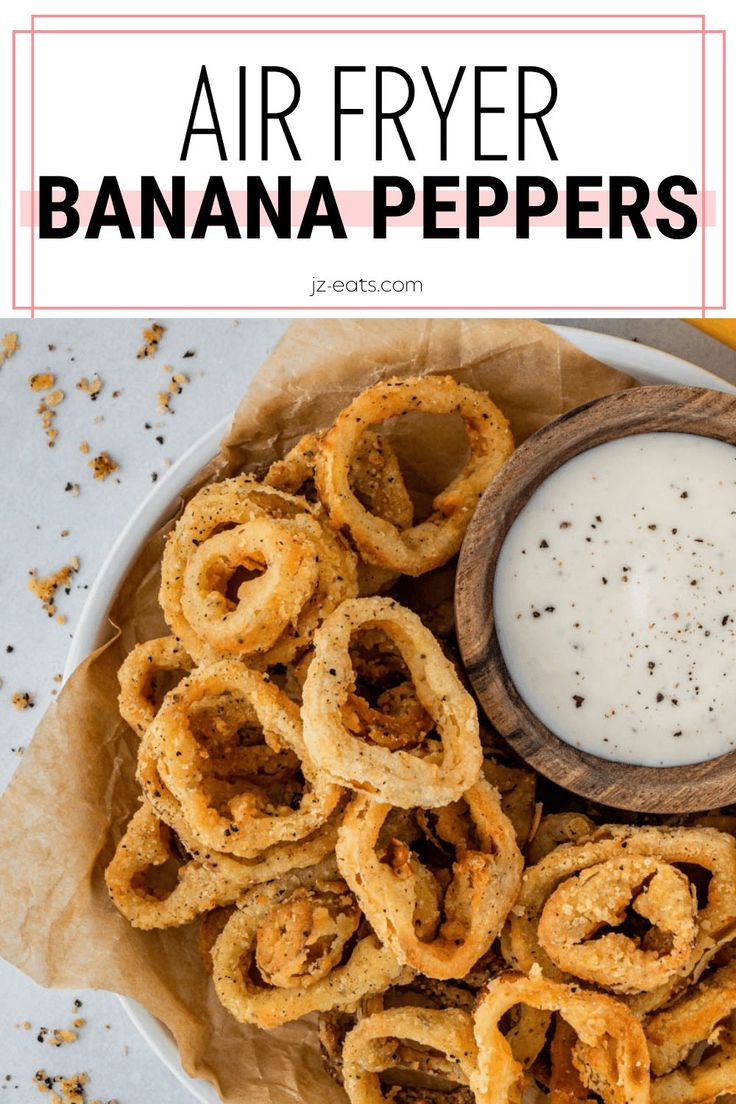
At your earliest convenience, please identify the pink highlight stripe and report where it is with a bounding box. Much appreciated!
[20,188,717,230]
[15,29,715,35]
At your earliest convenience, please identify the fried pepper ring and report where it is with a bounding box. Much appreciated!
[650,1044,736,1104]
[471,973,650,1104]
[341,1007,479,1104]
[211,869,412,1028]
[302,597,481,808]
[645,956,736,1076]
[537,855,698,993]
[160,477,309,657]
[152,659,343,858]
[266,430,413,529]
[117,636,193,737]
[105,800,340,929]
[315,375,514,576]
[336,781,522,980]
[167,488,357,666]
[180,516,321,656]
[266,429,413,597]
[503,825,736,996]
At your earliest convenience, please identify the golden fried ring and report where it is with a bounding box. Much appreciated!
[160,476,310,658]
[266,429,413,597]
[650,1048,736,1104]
[254,880,361,989]
[503,826,736,996]
[537,855,698,994]
[525,813,596,867]
[254,514,357,667]
[472,972,650,1104]
[106,802,227,929]
[645,958,736,1076]
[336,781,522,981]
[152,660,343,858]
[211,876,412,1029]
[180,517,320,656]
[315,375,514,577]
[266,430,413,531]
[106,800,341,929]
[117,636,193,737]
[302,597,481,808]
[341,1007,479,1104]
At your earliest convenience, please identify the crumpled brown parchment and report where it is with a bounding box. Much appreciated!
[0,319,635,1104]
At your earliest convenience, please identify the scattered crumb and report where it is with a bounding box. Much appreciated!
[37,398,59,447]
[45,389,65,407]
[183,349,195,358]
[29,372,55,392]
[56,614,67,626]
[88,453,118,481]
[34,1070,83,1104]
[28,558,80,618]
[157,371,189,414]
[79,441,89,455]
[11,691,34,710]
[170,372,188,393]
[53,673,63,684]
[75,375,102,400]
[60,529,69,538]
[45,1029,78,1048]
[0,332,19,367]
[48,344,56,352]
[64,482,80,497]
[136,322,165,359]
[11,746,25,755]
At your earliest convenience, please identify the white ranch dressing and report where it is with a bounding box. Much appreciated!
[493,432,736,766]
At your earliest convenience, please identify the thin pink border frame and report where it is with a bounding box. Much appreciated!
[14,14,724,315]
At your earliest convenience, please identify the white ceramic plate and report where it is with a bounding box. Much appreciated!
[63,325,736,1104]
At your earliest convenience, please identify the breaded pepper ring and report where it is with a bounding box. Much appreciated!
[180,516,320,657]
[341,1006,479,1104]
[106,801,230,929]
[302,597,481,808]
[106,799,342,927]
[315,376,514,576]
[105,801,338,930]
[650,1043,736,1104]
[164,480,358,667]
[266,430,413,530]
[211,868,412,1029]
[645,956,736,1077]
[160,477,309,657]
[117,636,193,737]
[537,855,698,994]
[153,659,343,859]
[471,973,650,1104]
[503,825,736,997]
[336,782,522,981]
[267,429,412,597]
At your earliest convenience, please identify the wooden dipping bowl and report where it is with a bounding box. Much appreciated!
[455,384,736,814]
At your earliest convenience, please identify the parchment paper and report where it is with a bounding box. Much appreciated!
[0,319,635,1104]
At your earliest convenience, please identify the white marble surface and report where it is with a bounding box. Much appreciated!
[0,319,288,1102]
[0,318,733,1101]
